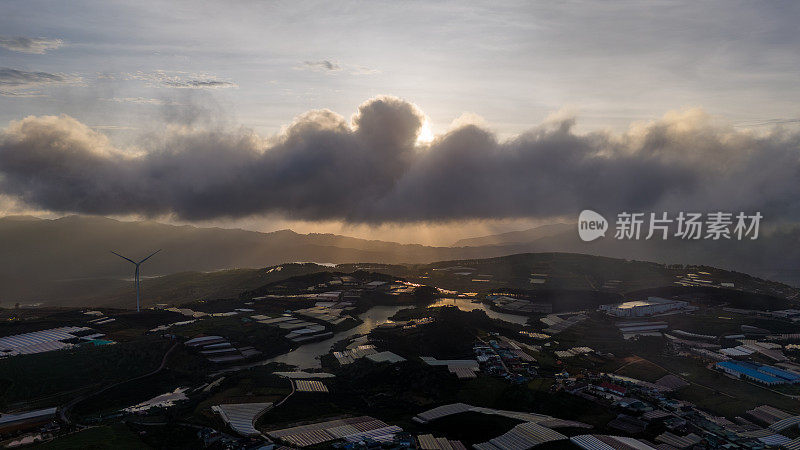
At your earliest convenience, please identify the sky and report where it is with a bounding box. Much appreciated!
[1,1,799,245]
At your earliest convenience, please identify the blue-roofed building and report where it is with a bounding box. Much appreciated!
[758,365,800,383]
[715,361,797,386]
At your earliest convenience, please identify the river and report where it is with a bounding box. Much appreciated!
[264,305,410,369]
[214,298,529,373]
[427,297,531,325]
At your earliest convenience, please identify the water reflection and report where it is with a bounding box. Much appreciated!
[266,305,410,369]
[427,297,530,325]
[215,299,528,374]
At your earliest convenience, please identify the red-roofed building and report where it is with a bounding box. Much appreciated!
[599,381,627,396]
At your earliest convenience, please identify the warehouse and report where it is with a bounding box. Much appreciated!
[758,365,800,383]
[715,361,800,385]
[600,297,689,317]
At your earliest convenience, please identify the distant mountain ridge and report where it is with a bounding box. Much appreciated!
[453,223,573,247]
[1,214,800,305]
[0,215,481,303]
[450,222,800,287]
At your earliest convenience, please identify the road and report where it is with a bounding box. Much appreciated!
[273,379,296,409]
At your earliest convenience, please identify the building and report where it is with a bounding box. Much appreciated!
[365,281,389,290]
[769,309,800,320]
[599,297,689,317]
[0,407,57,434]
[267,416,400,447]
[0,326,97,357]
[716,361,800,386]
[212,402,273,437]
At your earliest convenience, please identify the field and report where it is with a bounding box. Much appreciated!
[552,314,634,355]
[0,336,171,410]
[422,411,522,445]
[34,424,145,449]
[192,366,291,428]
[540,309,800,419]
[170,316,293,358]
[661,308,798,335]
[642,354,800,417]
[609,356,669,382]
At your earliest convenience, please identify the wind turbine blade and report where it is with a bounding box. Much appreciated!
[138,249,162,264]
[110,251,137,265]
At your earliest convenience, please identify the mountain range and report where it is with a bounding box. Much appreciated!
[1,215,799,306]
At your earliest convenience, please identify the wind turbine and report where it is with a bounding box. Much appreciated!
[111,249,161,312]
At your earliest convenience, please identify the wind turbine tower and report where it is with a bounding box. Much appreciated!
[111,249,161,312]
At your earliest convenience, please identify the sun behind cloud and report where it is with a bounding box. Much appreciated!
[416,118,434,145]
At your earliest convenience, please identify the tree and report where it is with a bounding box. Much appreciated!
[412,285,439,305]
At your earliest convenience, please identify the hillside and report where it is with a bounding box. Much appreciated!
[0,216,450,304]
[2,215,800,306]
[453,223,573,247]
[453,224,800,287]
[12,251,797,310]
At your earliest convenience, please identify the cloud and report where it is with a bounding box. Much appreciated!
[103,97,180,106]
[734,118,800,127]
[126,70,237,89]
[0,36,64,54]
[448,112,489,130]
[0,97,799,224]
[297,61,380,75]
[350,65,381,76]
[90,125,138,131]
[0,68,83,96]
[299,60,342,72]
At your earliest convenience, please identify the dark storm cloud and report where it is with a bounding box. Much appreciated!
[361,112,800,222]
[0,36,63,54]
[0,97,799,223]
